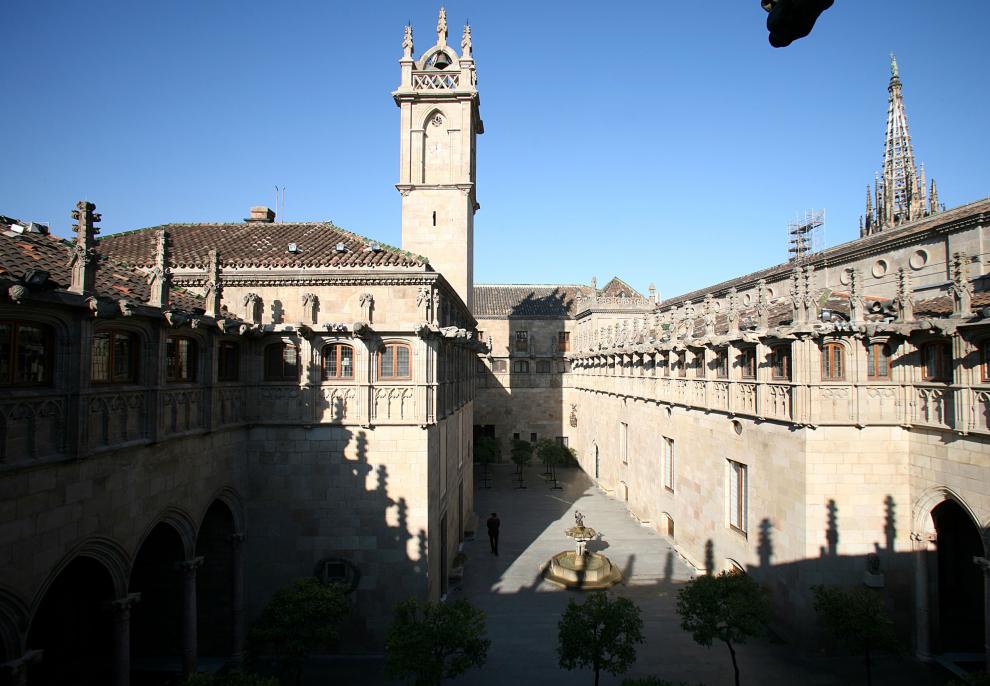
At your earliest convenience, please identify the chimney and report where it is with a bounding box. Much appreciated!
[245,206,275,223]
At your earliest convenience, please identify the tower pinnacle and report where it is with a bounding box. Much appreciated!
[437,7,447,47]
[860,55,941,236]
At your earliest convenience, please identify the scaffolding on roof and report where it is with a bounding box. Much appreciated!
[787,210,825,263]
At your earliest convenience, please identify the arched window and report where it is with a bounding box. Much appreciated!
[821,342,845,381]
[866,342,890,380]
[166,336,197,382]
[921,341,951,382]
[264,342,300,381]
[379,342,411,380]
[512,359,529,374]
[0,321,53,386]
[321,343,354,380]
[91,330,137,383]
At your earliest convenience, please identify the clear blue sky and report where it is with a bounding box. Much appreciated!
[2,1,988,298]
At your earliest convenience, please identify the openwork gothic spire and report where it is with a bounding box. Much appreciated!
[862,54,941,236]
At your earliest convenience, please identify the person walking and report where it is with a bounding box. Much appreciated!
[486,512,500,555]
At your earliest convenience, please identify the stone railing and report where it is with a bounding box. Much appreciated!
[568,369,990,435]
[84,388,148,450]
[0,392,68,463]
[412,71,459,90]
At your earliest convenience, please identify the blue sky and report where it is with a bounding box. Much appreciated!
[2,1,988,298]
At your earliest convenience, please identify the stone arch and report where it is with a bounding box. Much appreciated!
[30,536,132,610]
[0,587,28,661]
[416,46,459,71]
[200,486,246,535]
[913,486,986,553]
[195,499,239,659]
[134,506,198,561]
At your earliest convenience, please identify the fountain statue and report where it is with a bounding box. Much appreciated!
[542,511,622,590]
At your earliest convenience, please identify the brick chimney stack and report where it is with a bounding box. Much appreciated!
[245,206,275,223]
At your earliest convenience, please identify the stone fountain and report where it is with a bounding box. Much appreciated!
[542,511,622,590]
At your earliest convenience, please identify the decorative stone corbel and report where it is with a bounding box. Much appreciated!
[352,321,371,339]
[87,296,118,318]
[7,284,28,303]
[118,299,138,317]
[163,310,189,328]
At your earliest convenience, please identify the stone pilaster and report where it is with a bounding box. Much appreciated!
[176,557,204,676]
[230,533,246,666]
[111,593,141,686]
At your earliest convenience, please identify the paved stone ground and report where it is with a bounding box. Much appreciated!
[302,463,954,685]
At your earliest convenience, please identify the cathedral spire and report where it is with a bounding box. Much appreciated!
[866,54,939,233]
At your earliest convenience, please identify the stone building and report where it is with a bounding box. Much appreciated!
[0,11,480,685]
[475,59,990,669]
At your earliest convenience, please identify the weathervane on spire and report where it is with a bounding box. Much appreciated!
[437,7,447,46]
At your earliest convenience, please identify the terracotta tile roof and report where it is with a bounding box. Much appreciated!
[914,292,990,317]
[599,277,643,299]
[97,222,428,270]
[473,284,593,318]
[0,222,203,310]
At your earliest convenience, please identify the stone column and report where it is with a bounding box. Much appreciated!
[974,556,990,671]
[230,534,246,666]
[911,532,934,660]
[112,593,141,686]
[177,557,204,677]
[1,650,42,686]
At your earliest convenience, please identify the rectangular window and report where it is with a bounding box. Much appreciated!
[677,351,687,378]
[982,340,990,383]
[555,436,568,447]
[166,337,197,383]
[512,432,520,441]
[536,359,552,373]
[380,343,411,379]
[693,350,705,378]
[662,437,674,492]
[558,331,571,353]
[512,359,530,373]
[620,422,628,465]
[770,345,790,381]
[867,342,890,380]
[218,342,239,382]
[515,331,529,352]
[922,341,950,382]
[715,348,728,379]
[728,459,748,534]
[740,348,757,379]
[530,432,537,444]
[493,359,507,374]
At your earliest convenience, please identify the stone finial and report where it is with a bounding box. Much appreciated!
[301,292,319,325]
[243,292,262,325]
[68,200,101,295]
[461,23,472,57]
[789,268,803,323]
[147,230,171,309]
[203,249,222,318]
[703,294,716,336]
[803,266,816,321]
[895,267,914,322]
[359,292,374,323]
[727,287,740,336]
[756,280,769,330]
[402,24,414,58]
[848,268,864,322]
[949,251,973,318]
[436,6,447,46]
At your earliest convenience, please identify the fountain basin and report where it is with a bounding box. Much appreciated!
[542,550,622,590]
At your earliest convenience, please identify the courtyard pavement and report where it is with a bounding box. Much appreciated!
[442,463,950,686]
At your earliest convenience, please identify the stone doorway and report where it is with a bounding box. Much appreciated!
[931,499,985,654]
[130,523,186,679]
[196,501,236,661]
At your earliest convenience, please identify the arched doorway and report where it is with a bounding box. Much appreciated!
[130,523,185,680]
[931,499,985,653]
[27,557,115,684]
[196,501,235,662]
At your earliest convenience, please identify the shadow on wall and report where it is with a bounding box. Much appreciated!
[246,395,432,652]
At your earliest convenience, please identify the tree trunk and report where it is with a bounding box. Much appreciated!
[865,642,872,686]
[594,666,600,686]
[724,639,741,686]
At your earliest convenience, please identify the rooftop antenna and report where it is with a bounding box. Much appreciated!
[274,186,286,224]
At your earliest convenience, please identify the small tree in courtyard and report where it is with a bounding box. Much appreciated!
[812,585,899,686]
[510,438,533,488]
[385,598,490,686]
[676,571,771,686]
[536,438,556,476]
[558,591,645,686]
[475,435,500,488]
[247,577,349,686]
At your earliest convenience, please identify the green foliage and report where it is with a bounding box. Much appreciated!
[177,672,280,686]
[474,435,501,465]
[676,572,771,686]
[811,585,899,654]
[536,440,578,467]
[536,438,557,464]
[384,598,490,686]
[621,679,702,686]
[558,591,645,686]
[948,674,990,686]
[509,439,533,468]
[247,578,349,684]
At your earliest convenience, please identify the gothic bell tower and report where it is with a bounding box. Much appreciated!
[394,8,483,311]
